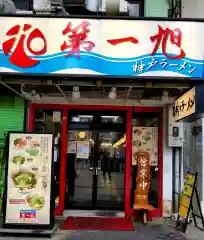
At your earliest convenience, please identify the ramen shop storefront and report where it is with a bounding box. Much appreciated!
[28,104,163,219]
[0,15,204,220]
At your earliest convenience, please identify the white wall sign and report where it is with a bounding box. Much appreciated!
[168,104,184,147]
[52,111,61,122]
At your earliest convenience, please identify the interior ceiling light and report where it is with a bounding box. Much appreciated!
[145,82,153,88]
[72,86,80,100]
[161,90,169,102]
[113,134,126,148]
[79,131,86,138]
[31,90,41,101]
[108,87,117,99]
[96,80,103,88]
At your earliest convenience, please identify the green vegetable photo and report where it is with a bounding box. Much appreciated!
[12,156,25,165]
[12,171,37,190]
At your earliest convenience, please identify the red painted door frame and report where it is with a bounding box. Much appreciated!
[28,103,163,218]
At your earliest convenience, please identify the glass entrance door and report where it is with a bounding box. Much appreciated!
[96,131,125,209]
[66,129,94,208]
[65,110,126,210]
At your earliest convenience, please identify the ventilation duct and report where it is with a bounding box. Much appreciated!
[0,0,16,13]
[127,2,139,16]
[85,0,120,14]
[105,0,120,14]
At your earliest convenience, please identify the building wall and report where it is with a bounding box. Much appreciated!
[183,119,204,214]
[13,0,28,10]
[0,96,25,139]
[182,0,204,18]
[145,0,168,17]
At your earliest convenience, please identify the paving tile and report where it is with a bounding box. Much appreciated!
[0,221,203,240]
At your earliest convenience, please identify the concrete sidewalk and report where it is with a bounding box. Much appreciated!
[0,218,203,240]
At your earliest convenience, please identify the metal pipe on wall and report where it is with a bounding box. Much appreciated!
[85,0,100,12]
[172,147,182,213]
[127,2,139,16]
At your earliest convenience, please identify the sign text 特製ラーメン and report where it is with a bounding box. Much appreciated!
[173,87,195,121]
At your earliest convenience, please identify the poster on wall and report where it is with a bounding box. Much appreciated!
[67,141,77,154]
[76,141,89,159]
[3,133,54,228]
[52,111,61,122]
[68,131,77,141]
[132,127,158,166]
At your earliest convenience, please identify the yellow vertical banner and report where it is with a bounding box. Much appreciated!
[178,173,196,218]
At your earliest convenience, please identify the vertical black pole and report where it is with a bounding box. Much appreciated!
[172,147,176,213]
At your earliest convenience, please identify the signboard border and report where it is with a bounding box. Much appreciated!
[0,15,204,80]
[2,131,55,230]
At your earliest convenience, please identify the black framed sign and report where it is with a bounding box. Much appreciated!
[2,132,55,230]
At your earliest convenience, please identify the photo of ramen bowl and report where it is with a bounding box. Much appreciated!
[26,194,45,210]
[12,170,37,191]
[25,141,41,157]
[142,133,152,142]
[134,129,143,136]
[26,146,41,157]
[13,137,27,148]
[133,140,142,148]
[12,156,25,165]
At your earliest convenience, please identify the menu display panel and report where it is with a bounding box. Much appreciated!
[3,133,54,227]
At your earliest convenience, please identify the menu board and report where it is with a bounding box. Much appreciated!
[4,133,53,225]
[67,141,77,154]
[132,126,158,166]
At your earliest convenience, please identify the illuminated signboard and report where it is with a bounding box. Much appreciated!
[0,16,204,77]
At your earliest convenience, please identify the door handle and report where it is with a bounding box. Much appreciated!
[94,167,98,176]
